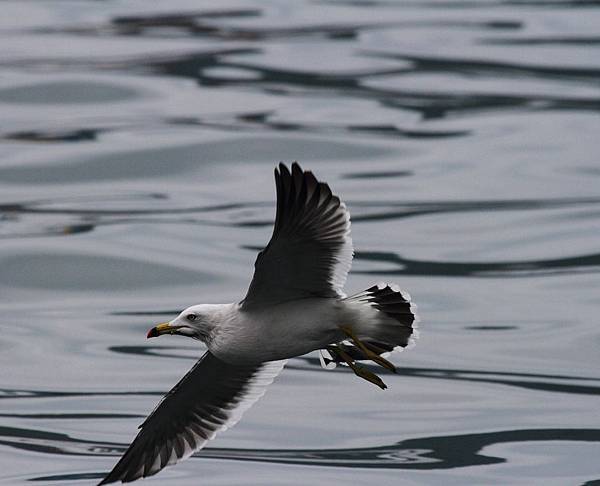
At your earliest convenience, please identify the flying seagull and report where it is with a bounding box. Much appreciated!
[99,162,418,484]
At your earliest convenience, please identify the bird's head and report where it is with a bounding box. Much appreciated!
[146,304,219,342]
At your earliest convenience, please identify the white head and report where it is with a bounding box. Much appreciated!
[146,304,223,343]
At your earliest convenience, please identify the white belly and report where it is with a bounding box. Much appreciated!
[209,299,347,364]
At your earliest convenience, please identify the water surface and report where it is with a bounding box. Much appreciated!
[1,1,599,485]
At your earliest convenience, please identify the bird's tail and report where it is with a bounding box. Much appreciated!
[319,283,419,369]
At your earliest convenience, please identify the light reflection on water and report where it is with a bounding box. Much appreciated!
[0,0,599,484]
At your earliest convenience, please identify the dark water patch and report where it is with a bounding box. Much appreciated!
[324,0,600,8]
[30,472,105,482]
[0,221,96,240]
[168,114,470,140]
[5,43,593,129]
[41,11,525,45]
[401,368,600,396]
[0,389,164,401]
[238,197,600,229]
[130,49,261,80]
[0,200,251,239]
[112,8,261,30]
[343,170,413,179]
[0,137,387,184]
[347,125,470,138]
[0,426,117,457]
[111,310,183,316]
[499,0,600,7]
[60,224,96,235]
[0,193,195,239]
[350,197,600,222]
[0,199,240,217]
[0,413,141,420]
[0,81,139,105]
[86,347,600,396]
[357,52,600,116]
[0,48,259,78]
[109,8,389,41]
[368,52,600,83]
[111,10,510,42]
[148,51,600,119]
[146,53,534,123]
[4,425,599,471]
[125,20,369,41]
[381,91,600,120]
[381,92,531,120]
[3,128,101,143]
[2,361,598,408]
[464,325,519,331]
[354,250,600,278]
[482,35,600,46]
[194,59,372,90]
[237,112,270,123]
[196,428,600,470]
[348,361,600,396]
[108,345,202,360]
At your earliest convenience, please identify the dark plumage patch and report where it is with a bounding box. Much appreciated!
[363,284,416,327]
[328,283,418,365]
[98,354,284,484]
[242,162,353,308]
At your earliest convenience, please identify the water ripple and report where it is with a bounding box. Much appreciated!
[1,424,597,480]
[355,250,600,278]
[1,1,598,483]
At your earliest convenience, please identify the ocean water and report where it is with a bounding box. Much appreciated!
[1,1,599,485]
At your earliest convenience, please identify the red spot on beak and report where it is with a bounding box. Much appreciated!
[147,327,159,339]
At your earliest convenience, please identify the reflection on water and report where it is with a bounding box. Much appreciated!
[3,421,600,482]
[1,0,599,484]
[355,249,600,277]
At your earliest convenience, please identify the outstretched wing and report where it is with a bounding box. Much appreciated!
[99,353,285,484]
[242,162,353,308]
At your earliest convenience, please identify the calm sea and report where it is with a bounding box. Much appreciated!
[1,1,599,484]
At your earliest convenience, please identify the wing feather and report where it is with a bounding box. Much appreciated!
[242,162,353,308]
[99,353,285,484]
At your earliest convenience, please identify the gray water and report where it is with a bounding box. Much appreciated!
[1,1,599,485]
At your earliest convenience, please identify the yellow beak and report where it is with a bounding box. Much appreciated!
[147,322,177,338]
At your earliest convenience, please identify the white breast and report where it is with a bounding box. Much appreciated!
[209,299,343,364]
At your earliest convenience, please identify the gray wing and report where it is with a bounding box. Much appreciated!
[241,162,353,308]
[99,353,285,484]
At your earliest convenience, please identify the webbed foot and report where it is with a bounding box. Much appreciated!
[328,344,387,390]
[339,326,397,373]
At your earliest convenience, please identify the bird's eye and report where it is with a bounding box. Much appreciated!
[186,314,197,322]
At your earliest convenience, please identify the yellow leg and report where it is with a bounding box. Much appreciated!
[330,345,387,390]
[339,326,397,373]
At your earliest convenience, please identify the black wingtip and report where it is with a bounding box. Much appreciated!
[279,162,291,178]
[278,161,306,176]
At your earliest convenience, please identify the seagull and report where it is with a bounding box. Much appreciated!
[99,162,418,484]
